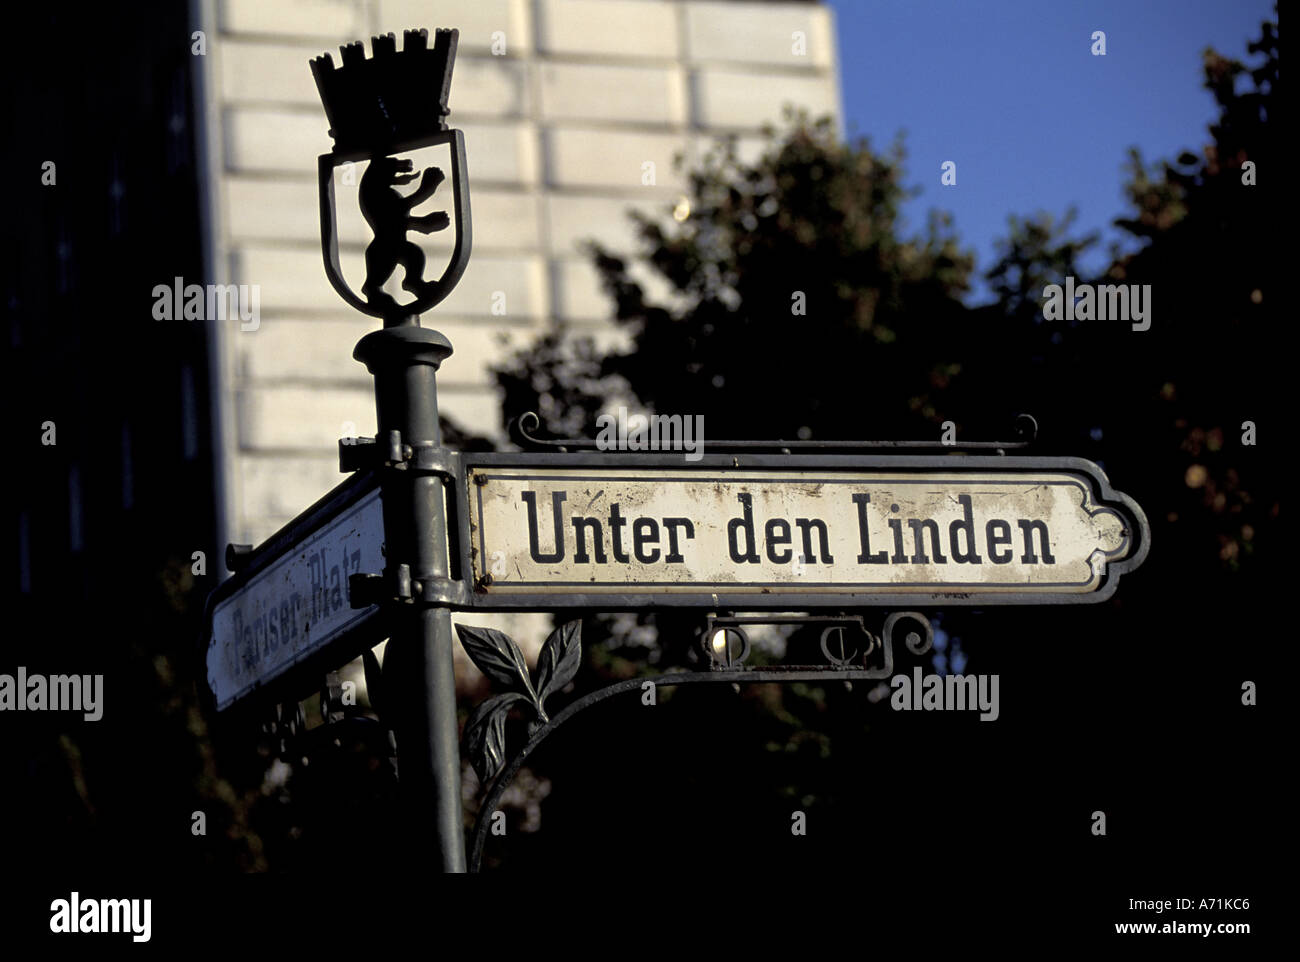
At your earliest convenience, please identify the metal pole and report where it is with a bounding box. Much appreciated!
[354,321,465,872]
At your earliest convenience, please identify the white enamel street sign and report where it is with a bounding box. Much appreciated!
[465,463,1147,604]
[206,480,386,711]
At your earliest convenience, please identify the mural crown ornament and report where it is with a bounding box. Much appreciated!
[310,28,458,155]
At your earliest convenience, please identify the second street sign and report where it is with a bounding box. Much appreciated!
[204,472,387,711]
[463,454,1149,608]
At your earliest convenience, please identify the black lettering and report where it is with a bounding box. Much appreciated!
[907,518,947,564]
[1017,519,1055,564]
[633,518,660,563]
[662,518,695,563]
[765,518,792,564]
[608,503,630,563]
[572,516,607,564]
[794,518,834,564]
[949,494,982,564]
[727,493,760,564]
[986,520,1013,563]
[309,554,323,621]
[330,564,343,612]
[853,493,888,563]
[521,490,566,563]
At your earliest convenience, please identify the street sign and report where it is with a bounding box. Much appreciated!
[461,453,1148,608]
[203,473,386,711]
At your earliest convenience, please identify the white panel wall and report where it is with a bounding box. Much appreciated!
[200,0,841,547]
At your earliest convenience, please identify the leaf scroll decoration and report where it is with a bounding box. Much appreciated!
[455,620,583,784]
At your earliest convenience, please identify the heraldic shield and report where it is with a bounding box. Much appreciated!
[311,28,472,325]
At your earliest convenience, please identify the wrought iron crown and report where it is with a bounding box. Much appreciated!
[310,28,459,155]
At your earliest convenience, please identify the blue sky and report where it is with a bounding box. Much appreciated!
[826,0,1275,304]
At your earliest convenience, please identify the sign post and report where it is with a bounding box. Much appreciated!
[203,25,475,872]
[308,28,471,872]
[351,330,465,871]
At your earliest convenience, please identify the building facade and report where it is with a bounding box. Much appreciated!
[192,0,842,549]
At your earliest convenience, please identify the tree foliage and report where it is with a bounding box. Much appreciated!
[484,14,1281,868]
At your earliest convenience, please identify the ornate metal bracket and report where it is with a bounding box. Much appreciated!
[338,435,469,609]
[261,656,397,780]
[457,611,933,872]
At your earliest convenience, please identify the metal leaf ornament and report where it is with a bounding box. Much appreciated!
[533,620,582,717]
[455,620,583,783]
[462,692,528,783]
[455,625,538,701]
